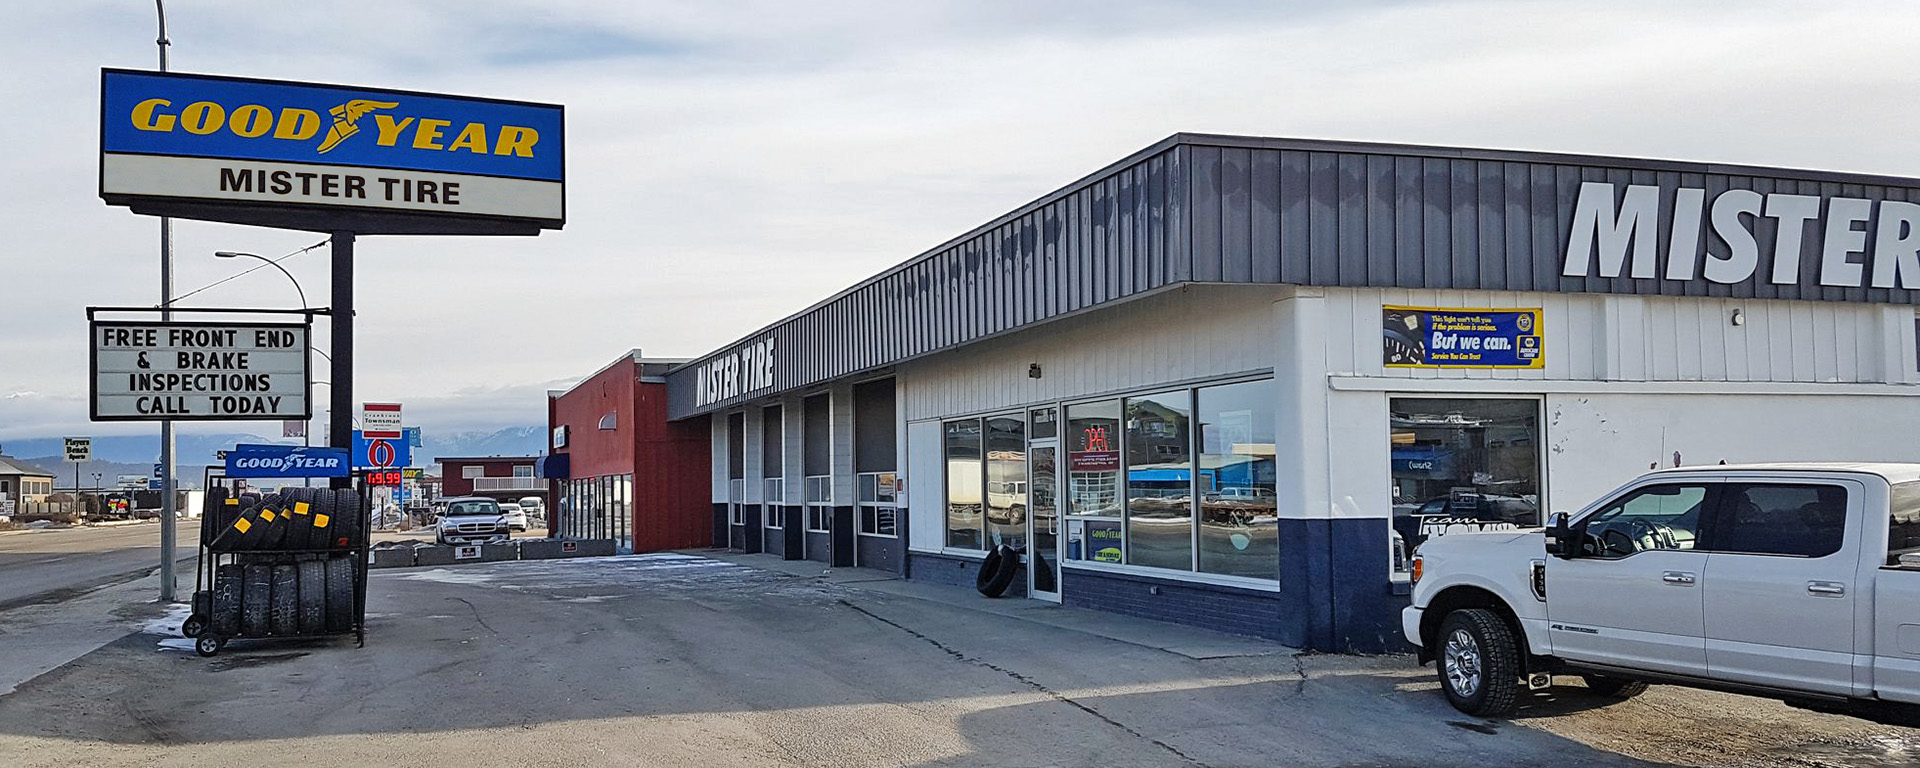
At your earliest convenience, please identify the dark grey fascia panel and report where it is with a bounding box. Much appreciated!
[667,134,1920,419]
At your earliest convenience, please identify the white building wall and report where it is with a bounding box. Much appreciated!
[905,419,944,553]
[900,285,1281,422]
[1319,288,1918,386]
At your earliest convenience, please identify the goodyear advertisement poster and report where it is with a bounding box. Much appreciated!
[1382,306,1544,369]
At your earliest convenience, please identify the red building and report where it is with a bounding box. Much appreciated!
[438,456,544,500]
[545,350,710,553]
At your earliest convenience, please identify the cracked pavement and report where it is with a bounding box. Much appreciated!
[0,552,1914,767]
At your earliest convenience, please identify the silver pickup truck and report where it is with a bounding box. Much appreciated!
[1404,463,1920,725]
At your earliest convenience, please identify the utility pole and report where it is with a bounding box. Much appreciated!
[155,0,178,602]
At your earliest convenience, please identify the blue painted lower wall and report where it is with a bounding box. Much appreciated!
[902,516,1411,653]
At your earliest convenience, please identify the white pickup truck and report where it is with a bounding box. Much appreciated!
[1404,463,1920,724]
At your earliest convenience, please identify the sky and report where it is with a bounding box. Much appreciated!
[4,0,1920,442]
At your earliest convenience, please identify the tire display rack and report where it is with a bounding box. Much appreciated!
[183,468,371,657]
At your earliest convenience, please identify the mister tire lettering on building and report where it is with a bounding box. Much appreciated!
[90,321,310,421]
[693,337,776,408]
[1562,181,1920,289]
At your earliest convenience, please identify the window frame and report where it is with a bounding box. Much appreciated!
[1571,482,1716,560]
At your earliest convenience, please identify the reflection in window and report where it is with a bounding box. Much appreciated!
[1197,380,1278,579]
[945,419,983,550]
[1716,484,1846,558]
[1579,484,1705,558]
[1125,390,1192,571]
[1065,400,1121,563]
[1389,398,1541,574]
[985,416,1027,550]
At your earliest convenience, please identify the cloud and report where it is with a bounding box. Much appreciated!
[4,0,1919,444]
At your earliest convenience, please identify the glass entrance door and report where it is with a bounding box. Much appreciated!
[1028,442,1061,601]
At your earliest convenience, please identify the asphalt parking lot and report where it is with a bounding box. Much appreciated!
[0,552,1915,767]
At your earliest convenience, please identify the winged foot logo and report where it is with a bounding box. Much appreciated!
[128,96,543,158]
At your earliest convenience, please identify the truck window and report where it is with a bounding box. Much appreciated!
[1579,484,1706,558]
[1713,484,1846,558]
[1890,481,1920,568]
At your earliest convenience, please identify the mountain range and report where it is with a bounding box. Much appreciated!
[2,426,546,488]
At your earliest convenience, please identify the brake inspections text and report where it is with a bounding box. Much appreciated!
[91,321,309,421]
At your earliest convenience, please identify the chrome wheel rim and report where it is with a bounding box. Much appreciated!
[1443,628,1482,698]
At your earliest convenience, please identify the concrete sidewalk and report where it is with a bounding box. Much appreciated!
[695,549,1295,661]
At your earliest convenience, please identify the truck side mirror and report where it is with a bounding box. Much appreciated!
[1544,512,1576,558]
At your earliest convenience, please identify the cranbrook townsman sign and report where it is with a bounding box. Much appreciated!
[100,69,564,234]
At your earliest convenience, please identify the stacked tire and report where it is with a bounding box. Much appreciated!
[184,486,365,656]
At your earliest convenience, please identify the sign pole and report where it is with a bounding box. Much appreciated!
[154,0,177,603]
[329,232,354,490]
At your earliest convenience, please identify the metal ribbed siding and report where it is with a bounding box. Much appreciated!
[669,134,1920,419]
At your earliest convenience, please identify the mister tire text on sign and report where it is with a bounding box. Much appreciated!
[693,337,775,408]
[91,321,310,421]
[99,70,564,233]
[1562,181,1920,289]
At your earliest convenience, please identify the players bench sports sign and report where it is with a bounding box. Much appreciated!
[98,69,563,235]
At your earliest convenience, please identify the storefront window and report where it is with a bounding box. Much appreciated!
[1065,400,1121,562]
[985,416,1026,550]
[1197,380,1278,579]
[1389,398,1541,575]
[1125,390,1193,571]
[945,419,983,549]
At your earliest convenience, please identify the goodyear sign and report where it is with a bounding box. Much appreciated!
[1382,306,1545,369]
[100,69,563,230]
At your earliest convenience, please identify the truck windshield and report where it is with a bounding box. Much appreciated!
[1890,481,1920,567]
[448,501,500,517]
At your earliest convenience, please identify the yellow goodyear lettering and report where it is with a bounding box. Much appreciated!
[123,92,540,159]
[131,98,175,131]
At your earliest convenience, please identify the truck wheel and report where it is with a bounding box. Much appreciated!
[1436,608,1522,717]
[1579,674,1649,700]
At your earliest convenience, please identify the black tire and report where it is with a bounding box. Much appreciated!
[297,560,327,634]
[977,545,1021,598]
[195,635,222,657]
[335,489,362,548]
[325,555,355,632]
[270,564,299,636]
[1435,608,1523,717]
[1580,674,1650,700]
[211,564,243,636]
[1031,549,1056,593]
[974,547,1004,595]
[182,615,207,638]
[241,564,272,637]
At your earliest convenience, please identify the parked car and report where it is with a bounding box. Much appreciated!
[497,500,529,532]
[435,497,512,545]
[518,496,546,522]
[1403,463,1920,726]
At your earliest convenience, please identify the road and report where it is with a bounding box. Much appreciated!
[1,552,1916,767]
[0,520,201,609]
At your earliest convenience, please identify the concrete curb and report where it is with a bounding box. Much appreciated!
[366,539,617,569]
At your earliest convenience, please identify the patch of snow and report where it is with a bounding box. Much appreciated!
[143,603,194,638]
[156,638,197,653]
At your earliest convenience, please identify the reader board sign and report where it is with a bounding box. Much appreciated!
[225,444,350,478]
[1381,306,1545,369]
[100,69,564,231]
[91,321,311,421]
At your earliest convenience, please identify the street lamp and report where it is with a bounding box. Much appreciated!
[214,251,307,310]
[215,250,328,483]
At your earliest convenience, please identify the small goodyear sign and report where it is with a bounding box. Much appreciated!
[100,70,564,231]
[1382,306,1544,369]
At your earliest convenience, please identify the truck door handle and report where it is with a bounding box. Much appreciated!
[1661,571,1697,585]
[1807,581,1846,597]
